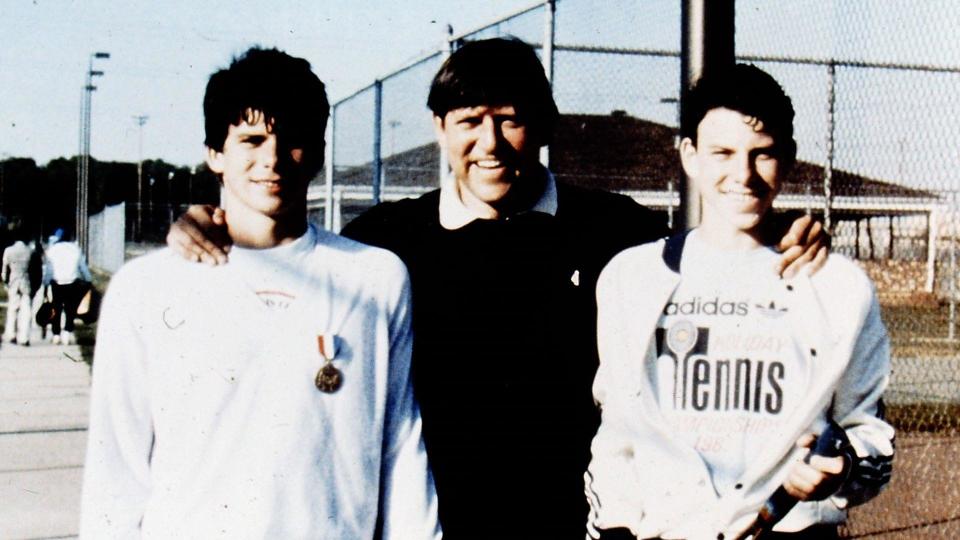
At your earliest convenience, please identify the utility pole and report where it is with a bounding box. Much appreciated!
[77,51,110,257]
[133,115,149,241]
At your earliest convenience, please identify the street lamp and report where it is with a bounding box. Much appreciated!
[76,51,110,257]
[387,120,401,157]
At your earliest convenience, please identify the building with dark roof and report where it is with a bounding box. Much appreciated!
[327,112,934,199]
[312,112,942,274]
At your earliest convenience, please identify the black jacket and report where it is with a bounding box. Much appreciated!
[342,183,669,539]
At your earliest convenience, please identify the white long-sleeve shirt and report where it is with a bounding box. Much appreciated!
[80,224,440,539]
[45,240,91,284]
[2,240,33,288]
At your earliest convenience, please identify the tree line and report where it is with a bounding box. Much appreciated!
[0,157,220,246]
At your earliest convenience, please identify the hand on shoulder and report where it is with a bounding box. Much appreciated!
[166,205,232,265]
[775,214,829,279]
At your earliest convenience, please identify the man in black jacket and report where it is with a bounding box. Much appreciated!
[340,38,668,539]
[168,38,825,539]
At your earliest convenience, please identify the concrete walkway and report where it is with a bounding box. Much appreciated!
[0,332,89,540]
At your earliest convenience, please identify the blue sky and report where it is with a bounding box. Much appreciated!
[0,0,537,167]
[3,0,958,191]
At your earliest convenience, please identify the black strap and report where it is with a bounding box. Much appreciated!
[661,230,691,273]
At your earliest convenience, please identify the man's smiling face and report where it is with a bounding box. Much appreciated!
[434,104,542,218]
[205,109,312,221]
[681,107,786,240]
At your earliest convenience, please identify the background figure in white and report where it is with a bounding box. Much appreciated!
[44,234,92,345]
[2,232,37,346]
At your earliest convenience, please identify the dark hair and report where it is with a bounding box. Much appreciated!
[681,64,796,165]
[204,47,329,174]
[427,37,558,143]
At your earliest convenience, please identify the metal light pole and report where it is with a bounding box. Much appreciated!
[387,120,401,157]
[438,25,455,184]
[324,105,336,231]
[77,51,110,257]
[133,115,149,241]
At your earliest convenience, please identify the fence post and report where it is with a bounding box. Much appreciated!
[926,205,938,293]
[325,104,336,231]
[824,62,836,232]
[438,26,455,185]
[540,0,555,168]
[333,187,343,233]
[667,178,675,230]
[948,191,960,342]
[372,80,383,205]
[950,193,957,340]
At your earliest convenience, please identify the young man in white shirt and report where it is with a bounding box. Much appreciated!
[586,64,894,540]
[79,47,440,539]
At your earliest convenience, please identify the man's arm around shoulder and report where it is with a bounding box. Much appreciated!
[341,193,437,251]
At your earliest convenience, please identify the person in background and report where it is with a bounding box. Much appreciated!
[43,232,92,345]
[2,229,36,346]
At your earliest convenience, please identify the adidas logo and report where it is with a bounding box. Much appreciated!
[755,301,788,318]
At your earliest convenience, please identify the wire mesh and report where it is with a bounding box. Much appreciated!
[330,85,376,224]
[379,54,445,191]
[458,4,544,45]
[555,0,682,214]
[739,2,960,537]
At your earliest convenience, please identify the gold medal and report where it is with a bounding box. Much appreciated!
[315,335,342,393]
[315,362,342,393]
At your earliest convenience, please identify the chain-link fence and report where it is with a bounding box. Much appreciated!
[739,3,960,536]
[316,1,959,536]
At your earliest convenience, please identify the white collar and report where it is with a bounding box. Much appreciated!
[438,168,558,230]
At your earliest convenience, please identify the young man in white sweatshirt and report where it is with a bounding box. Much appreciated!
[79,47,440,539]
[585,64,894,540]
